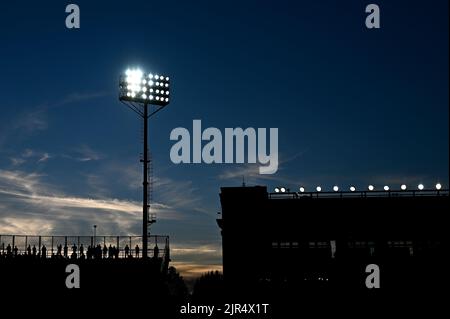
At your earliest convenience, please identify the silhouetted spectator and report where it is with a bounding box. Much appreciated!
[80,244,84,257]
[87,245,92,259]
[27,245,31,256]
[108,244,113,258]
[13,245,18,256]
[71,244,77,259]
[96,244,102,259]
[135,245,140,258]
[153,245,159,258]
[6,244,12,256]
[114,246,119,259]
[103,245,108,258]
[41,245,47,258]
[32,245,37,256]
[57,244,62,256]
[125,244,130,257]
[63,244,68,258]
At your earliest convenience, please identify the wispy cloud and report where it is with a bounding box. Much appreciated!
[10,158,25,166]
[37,153,51,163]
[22,149,36,158]
[171,243,221,256]
[0,217,55,235]
[55,91,109,107]
[13,108,48,134]
[60,144,104,162]
[73,144,103,162]
[9,145,103,166]
[83,173,110,197]
[118,164,142,190]
[0,169,182,235]
[109,162,208,215]
[153,177,203,210]
[0,91,109,148]
[8,149,52,167]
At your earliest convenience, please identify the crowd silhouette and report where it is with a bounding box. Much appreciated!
[0,242,162,261]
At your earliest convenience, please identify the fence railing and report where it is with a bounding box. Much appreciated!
[0,235,169,260]
[269,189,449,199]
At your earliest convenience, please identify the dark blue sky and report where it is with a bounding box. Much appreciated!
[0,0,448,277]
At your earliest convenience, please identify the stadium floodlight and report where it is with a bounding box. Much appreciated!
[120,68,170,106]
[333,185,339,192]
[384,185,390,191]
[368,185,374,191]
[418,184,424,190]
[299,187,305,193]
[274,187,280,193]
[435,183,442,190]
[401,184,407,190]
[280,187,286,193]
[349,186,356,192]
[316,186,322,192]
[119,67,171,259]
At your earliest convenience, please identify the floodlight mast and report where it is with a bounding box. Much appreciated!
[142,102,149,258]
[119,68,170,259]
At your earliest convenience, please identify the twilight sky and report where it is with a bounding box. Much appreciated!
[0,0,448,278]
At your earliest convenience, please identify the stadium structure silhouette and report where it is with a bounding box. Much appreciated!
[216,186,448,299]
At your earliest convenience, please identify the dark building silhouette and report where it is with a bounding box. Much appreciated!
[217,186,448,290]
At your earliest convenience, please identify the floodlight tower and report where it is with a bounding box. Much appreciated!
[119,68,171,258]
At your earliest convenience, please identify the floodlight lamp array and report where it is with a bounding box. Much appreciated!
[119,68,170,106]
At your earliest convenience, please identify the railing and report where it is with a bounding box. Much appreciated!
[269,189,449,199]
[270,239,434,258]
[0,235,169,260]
